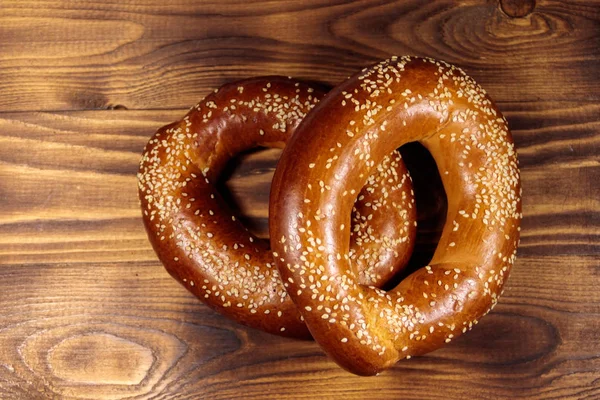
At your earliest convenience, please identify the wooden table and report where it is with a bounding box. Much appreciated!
[1,1,598,398]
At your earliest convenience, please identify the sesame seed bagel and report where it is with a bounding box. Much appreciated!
[270,57,522,374]
[138,77,417,338]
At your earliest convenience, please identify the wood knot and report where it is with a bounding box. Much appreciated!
[107,104,129,110]
[500,0,536,18]
[47,333,153,385]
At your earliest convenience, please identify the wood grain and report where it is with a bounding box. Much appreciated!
[1,100,599,398]
[0,0,599,398]
[1,0,599,112]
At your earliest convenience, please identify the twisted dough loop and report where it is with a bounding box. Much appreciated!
[270,57,522,375]
[138,77,416,338]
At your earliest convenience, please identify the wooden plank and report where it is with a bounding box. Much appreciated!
[0,258,598,399]
[0,103,598,264]
[0,100,598,398]
[1,0,599,112]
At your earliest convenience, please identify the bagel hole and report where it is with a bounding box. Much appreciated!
[216,147,281,241]
[217,143,447,288]
[382,142,448,290]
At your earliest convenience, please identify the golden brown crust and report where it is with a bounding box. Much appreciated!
[270,57,522,374]
[137,77,417,338]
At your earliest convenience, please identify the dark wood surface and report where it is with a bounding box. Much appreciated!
[1,0,599,398]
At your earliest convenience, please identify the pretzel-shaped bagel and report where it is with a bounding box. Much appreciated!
[270,57,522,374]
[138,77,417,338]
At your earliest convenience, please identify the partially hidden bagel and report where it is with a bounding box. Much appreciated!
[138,77,417,338]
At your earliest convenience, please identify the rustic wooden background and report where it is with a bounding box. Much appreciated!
[1,0,599,398]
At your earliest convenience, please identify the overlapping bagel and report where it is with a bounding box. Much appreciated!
[270,57,522,374]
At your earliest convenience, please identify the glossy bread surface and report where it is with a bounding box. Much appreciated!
[138,77,417,338]
[270,57,522,374]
